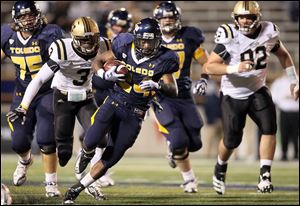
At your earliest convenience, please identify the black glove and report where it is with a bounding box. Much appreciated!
[6,105,27,125]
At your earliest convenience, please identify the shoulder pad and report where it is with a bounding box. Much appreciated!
[49,38,68,61]
[214,24,234,44]
[183,26,205,44]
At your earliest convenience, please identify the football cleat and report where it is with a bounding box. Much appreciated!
[213,163,227,195]
[180,179,198,193]
[257,172,274,193]
[1,183,12,205]
[13,158,33,186]
[166,153,177,169]
[45,181,61,197]
[63,183,85,205]
[94,172,115,188]
[75,149,94,175]
[85,185,106,200]
[166,141,177,168]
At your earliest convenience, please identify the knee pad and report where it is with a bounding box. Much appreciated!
[40,144,56,154]
[223,135,242,150]
[172,148,189,160]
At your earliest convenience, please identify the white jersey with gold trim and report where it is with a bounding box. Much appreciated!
[49,37,110,92]
[214,21,280,99]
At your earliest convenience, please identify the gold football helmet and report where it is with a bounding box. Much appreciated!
[71,16,100,55]
[231,1,262,35]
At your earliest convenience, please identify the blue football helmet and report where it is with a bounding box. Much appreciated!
[107,8,133,33]
[133,18,162,58]
[12,1,42,32]
[153,1,182,34]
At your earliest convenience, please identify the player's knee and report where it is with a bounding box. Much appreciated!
[223,135,242,149]
[12,145,30,155]
[188,135,202,152]
[40,144,56,154]
[172,148,189,160]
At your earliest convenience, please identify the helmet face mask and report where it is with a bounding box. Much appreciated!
[133,18,162,58]
[12,1,42,32]
[107,8,133,36]
[153,1,182,34]
[71,17,100,55]
[231,1,262,35]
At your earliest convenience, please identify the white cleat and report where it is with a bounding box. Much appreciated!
[181,179,198,193]
[213,175,225,195]
[13,158,33,186]
[257,172,274,193]
[84,184,106,200]
[45,181,61,197]
[94,173,115,188]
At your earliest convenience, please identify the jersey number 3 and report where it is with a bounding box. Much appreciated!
[240,46,267,70]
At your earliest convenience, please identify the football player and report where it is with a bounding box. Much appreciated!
[2,1,64,197]
[63,17,179,204]
[153,1,209,193]
[84,8,134,188]
[206,1,299,194]
[7,16,110,200]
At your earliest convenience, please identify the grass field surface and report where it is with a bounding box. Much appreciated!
[1,154,299,205]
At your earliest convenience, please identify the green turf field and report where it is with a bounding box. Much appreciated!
[1,154,299,205]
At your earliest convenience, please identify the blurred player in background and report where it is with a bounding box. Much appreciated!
[206,1,299,195]
[63,17,179,204]
[2,1,64,197]
[153,1,209,193]
[8,16,112,200]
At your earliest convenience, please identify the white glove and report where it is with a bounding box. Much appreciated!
[104,66,125,82]
[139,80,160,91]
[6,105,27,125]
[193,78,208,95]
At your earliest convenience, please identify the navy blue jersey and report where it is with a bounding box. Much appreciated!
[162,26,205,97]
[111,33,179,108]
[1,24,64,93]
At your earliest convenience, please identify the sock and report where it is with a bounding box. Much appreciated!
[217,155,228,165]
[90,148,103,167]
[19,152,31,164]
[45,172,57,183]
[181,169,195,182]
[80,172,95,187]
[260,159,272,168]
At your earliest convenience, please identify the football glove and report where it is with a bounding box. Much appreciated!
[193,78,208,95]
[6,105,27,125]
[104,66,125,82]
[139,80,160,91]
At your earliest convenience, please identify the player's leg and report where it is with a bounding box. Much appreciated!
[36,91,61,197]
[178,99,204,193]
[249,87,277,193]
[7,92,35,186]
[154,99,198,193]
[53,89,77,167]
[213,93,248,195]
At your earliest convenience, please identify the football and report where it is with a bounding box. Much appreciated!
[103,59,128,75]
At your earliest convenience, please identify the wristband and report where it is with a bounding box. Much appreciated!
[226,64,239,74]
[201,73,209,80]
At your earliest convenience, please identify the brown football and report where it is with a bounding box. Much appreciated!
[103,59,128,74]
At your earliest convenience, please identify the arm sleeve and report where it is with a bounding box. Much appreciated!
[20,63,54,109]
[213,44,230,60]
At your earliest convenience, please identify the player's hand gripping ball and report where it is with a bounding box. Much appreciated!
[103,59,131,82]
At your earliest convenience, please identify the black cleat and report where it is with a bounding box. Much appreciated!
[212,163,227,195]
[63,183,85,204]
[75,149,95,175]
